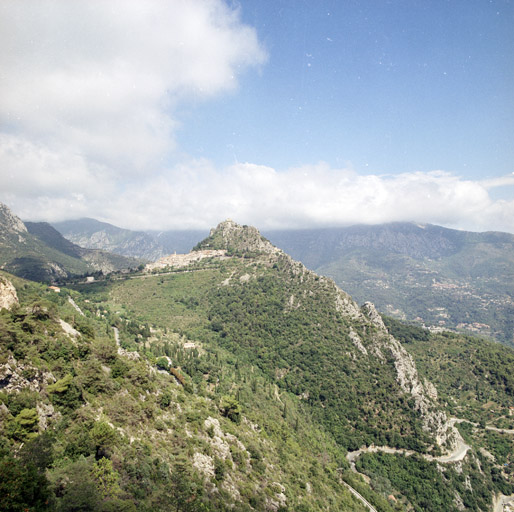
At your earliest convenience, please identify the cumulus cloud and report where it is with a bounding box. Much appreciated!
[0,0,266,173]
[1,1,512,235]
[2,139,513,232]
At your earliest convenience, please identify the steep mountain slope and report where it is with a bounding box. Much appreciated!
[0,203,139,282]
[0,271,383,511]
[82,220,513,509]
[26,221,140,276]
[2,220,513,510]
[25,222,83,259]
[265,223,514,345]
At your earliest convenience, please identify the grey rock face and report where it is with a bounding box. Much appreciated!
[0,276,18,310]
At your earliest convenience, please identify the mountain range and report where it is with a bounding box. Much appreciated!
[0,203,139,282]
[53,218,207,261]
[0,209,513,511]
[51,217,514,345]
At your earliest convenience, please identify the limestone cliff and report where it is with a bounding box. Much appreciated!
[361,302,452,447]
[0,276,18,310]
[0,202,27,237]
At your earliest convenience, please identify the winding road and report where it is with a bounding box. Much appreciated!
[346,417,471,467]
[346,416,514,510]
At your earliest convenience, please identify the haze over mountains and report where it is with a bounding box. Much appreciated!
[53,218,208,262]
[52,216,514,346]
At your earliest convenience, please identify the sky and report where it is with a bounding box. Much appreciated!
[1,0,513,233]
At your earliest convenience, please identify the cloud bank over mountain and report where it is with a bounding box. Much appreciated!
[1,0,513,233]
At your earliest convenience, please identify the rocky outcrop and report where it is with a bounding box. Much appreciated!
[195,219,281,255]
[334,286,362,319]
[193,452,215,478]
[361,301,452,447]
[59,319,81,339]
[0,355,55,393]
[0,202,27,236]
[36,402,58,430]
[0,276,18,310]
[348,327,368,355]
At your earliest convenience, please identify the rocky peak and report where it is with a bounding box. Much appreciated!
[194,219,280,255]
[0,276,18,310]
[0,202,27,235]
[361,301,387,331]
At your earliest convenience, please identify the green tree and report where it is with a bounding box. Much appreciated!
[220,395,241,424]
[90,421,119,459]
[55,458,101,512]
[156,357,170,371]
[0,456,51,511]
[7,408,39,442]
[92,457,121,499]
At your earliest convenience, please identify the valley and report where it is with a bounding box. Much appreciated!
[3,1,512,510]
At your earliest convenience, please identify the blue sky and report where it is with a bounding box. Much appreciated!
[180,0,513,178]
[1,0,513,232]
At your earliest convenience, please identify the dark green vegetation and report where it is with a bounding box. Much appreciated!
[356,452,506,512]
[0,203,138,283]
[387,316,514,426]
[2,220,514,510]
[265,223,514,346]
[106,257,431,453]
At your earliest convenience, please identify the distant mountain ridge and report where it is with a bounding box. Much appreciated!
[267,222,514,265]
[52,217,514,344]
[266,223,514,345]
[53,218,207,260]
[0,203,139,282]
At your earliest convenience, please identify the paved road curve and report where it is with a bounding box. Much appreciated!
[347,417,471,466]
[341,481,378,512]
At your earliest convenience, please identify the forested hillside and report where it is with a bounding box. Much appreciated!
[1,220,513,511]
[52,218,514,345]
[0,271,370,511]
[266,223,514,346]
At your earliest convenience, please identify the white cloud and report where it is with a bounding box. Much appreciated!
[1,2,512,235]
[9,160,509,233]
[0,0,266,173]
[2,146,513,232]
